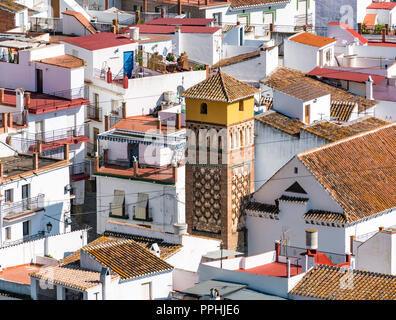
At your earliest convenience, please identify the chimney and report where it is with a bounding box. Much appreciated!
[105,0,109,10]
[0,88,4,104]
[104,115,110,131]
[7,113,12,129]
[100,267,111,300]
[123,73,129,89]
[2,113,8,133]
[33,152,39,170]
[161,7,165,18]
[22,110,27,126]
[306,228,318,253]
[366,76,373,100]
[382,28,386,43]
[36,140,42,155]
[112,19,119,33]
[173,223,187,236]
[270,23,274,32]
[275,241,280,262]
[122,102,127,119]
[15,89,24,111]
[178,0,182,15]
[24,92,30,108]
[129,27,139,41]
[176,112,181,130]
[63,143,69,161]
[209,288,220,300]
[149,243,161,257]
[143,0,148,12]
[106,67,112,83]
[236,21,240,25]
[133,159,138,177]
[205,65,210,79]
[157,118,162,131]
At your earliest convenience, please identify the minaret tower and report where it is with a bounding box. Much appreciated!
[182,70,258,251]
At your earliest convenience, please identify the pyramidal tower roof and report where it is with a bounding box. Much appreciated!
[182,69,259,103]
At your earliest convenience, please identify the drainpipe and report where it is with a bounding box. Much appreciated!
[0,88,4,104]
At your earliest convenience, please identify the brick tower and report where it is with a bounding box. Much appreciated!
[182,70,258,251]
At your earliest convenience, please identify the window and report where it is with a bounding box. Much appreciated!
[5,227,11,240]
[111,100,119,115]
[110,190,126,217]
[141,282,152,300]
[325,49,332,63]
[200,103,208,115]
[239,100,244,112]
[304,104,310,124]
[213,12,222,26]
[22,184,30,199]
[23,221,30,237]
[5,189,13,203]
[294,167,298,174]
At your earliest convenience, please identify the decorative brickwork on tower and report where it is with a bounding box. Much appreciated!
[183,70,258,252]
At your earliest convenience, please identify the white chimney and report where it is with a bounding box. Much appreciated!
[306,228,318,250]
[100,267,111,300]
[16,88,24,112]
[173,223,187,236]
[149,243,161,257]
[129,27,140,41]
[286,259,291,278]
[366,76,374,100]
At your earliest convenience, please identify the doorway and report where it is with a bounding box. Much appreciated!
[123,51,134,79]
[36,69,43,93]
[128,143,139,166]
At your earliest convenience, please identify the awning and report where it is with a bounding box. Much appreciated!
[135,193,148,220]
[110,190,125,217]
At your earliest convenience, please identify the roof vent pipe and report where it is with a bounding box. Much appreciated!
[305,228,318,250]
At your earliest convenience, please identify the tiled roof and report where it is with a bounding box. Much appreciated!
[290,264,396,300]
[213,50,261,68]
[181,69,259,103]
[289,32,336,48]
[298,123,396,223]
[328,22,368,45]
[61,32,135,51]
[103,231,183,260]
[230,0,289,9]
[0,0,26,13]
[245,202,279,214]
[302,117,388,142]
[263,67,376,114]
[82,239,174,279]
[260,96,274,111]
[35,54,85,69]
[255,110,305,136]
[146,18,215,26]
[330,101,356,122]
[276,81,329,101]
[278,195,309,203]
[31,265,107,291]
[62,10,97,34]
[303,209,348,223]
[307,67,386,85]
[367,2,396,10]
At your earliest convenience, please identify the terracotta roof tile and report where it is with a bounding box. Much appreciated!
[330,101,356,121]
[213,50,261,68]
[289,32,336,48]
[303,210,348,224]
[255,110,305,135]
[262,67,376,113]
[298,123,396,223]
[231,0,289,9]
[363,14,377,27]
[61,32,134,51]
[182,69,259,103]
[367,2,396,10]
[62,10,97,34]
[245,202,279,214]
[35,54,85,69]
[290,264,396,300]
[276,81,330,101]
[278,195,309,203]
[82,239,173,279]
[0,0,26,13]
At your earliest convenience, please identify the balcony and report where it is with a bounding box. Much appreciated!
[294,13,313,31]
[2,194,45,222]
[70,160,93,182]
[27,124,90,152]
[86,105,103,122]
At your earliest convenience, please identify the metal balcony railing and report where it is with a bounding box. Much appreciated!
[2,194,45,217]
[26,124,89,144]
[86,105,103,122]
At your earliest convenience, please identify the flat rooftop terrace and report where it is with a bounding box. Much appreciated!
[0,155,63,178]
[237,262,303,278]
[0,264,43,285]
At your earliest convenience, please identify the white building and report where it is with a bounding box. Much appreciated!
[365,2,396,27]
[0,40,91,206]
[284,32,336,73]
[30,236,174,300]
[0,1,29,33]
[353,227,396,275]
[95,112,186,234]
[0,142,73,246]
[247,123,396,256]
[62,10,97,36]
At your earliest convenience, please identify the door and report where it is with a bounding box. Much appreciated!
[141,282,152,300]
[123,51,134,79]
[304,104,310,124]
[22,184,30,210]
[298,0,307,15]
[93,127,99,152]
[23,221,30,237]
[128,143,139,166]
[237,15,249,26]
[36,69,43,93]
